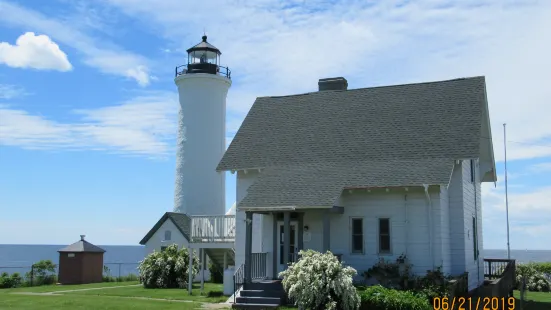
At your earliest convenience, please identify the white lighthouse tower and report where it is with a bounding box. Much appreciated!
[174,35,231,216]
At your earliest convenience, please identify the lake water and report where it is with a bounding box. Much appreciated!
[0,244,145,277]
[0,245,549,276]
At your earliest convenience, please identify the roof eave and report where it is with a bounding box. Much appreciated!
[480,80,498,183]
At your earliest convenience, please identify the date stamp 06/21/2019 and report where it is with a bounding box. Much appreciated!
[433,297,516,310]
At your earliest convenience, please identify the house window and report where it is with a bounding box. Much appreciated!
[350,218,364,254]
[379,218,391,253]
[472,216,479,260]
[470,159,475,183]
[160,246,168,252]
[164,230,171,241]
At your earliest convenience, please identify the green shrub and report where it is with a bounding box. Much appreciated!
[24,260,57,286]
[138,244,199,288]
[209,262,223,284]
[359,285,432,310]
[279,250,360,310]
[0,272,23,289]
[516,263,551,292]
[530,262,551,275]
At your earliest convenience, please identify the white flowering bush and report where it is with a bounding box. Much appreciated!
[279,250,360,310]
[138,244,199,288]
[516,263,551,292]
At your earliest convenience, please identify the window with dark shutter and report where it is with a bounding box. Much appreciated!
[351,218,364,254]
[379,218,391,253]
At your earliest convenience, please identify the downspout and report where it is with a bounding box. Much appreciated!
[474,160,480,286]
[404,194,408,256]
[423,184,434,269]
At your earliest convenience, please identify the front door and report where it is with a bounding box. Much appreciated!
[277,222,298,274]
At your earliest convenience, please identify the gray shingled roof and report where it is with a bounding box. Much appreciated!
[139,212,191,245]
[217,76,489,209]
[58,240,105,253]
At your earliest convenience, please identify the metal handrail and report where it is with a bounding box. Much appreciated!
[233,263,244,304]
[175,64,231,79]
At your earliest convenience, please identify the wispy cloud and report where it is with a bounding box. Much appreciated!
[0,84,28,99]
[0,92,178,156]
[103,0,551,162]
[0,1,152,86]
[0,32,72,71]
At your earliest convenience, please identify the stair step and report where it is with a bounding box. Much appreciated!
[244,282,283,291]
[240,290,286,298]
[236,296,282,305]
[232,303,279,309]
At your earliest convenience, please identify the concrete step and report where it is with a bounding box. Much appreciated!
[244,281,283,291]
[231,303,279,310]
[240,290,286,298]
[236,296,282,305]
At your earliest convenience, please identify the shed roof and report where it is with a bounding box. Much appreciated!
[58,238,105,253]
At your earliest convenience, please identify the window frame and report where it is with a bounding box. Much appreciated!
[378,218,392,254]
[160,246,168,252]
[350,217,364,254]
[164,230,172,241]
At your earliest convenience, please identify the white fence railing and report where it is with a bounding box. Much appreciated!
[190,215,235,243]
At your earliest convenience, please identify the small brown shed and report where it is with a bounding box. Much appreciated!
[58,235,106,284]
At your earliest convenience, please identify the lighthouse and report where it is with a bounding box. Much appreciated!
[173,35,231,216]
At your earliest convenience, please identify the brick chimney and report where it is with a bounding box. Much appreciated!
[318,77,348,91]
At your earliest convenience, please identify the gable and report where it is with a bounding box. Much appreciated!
[139,212,191,245]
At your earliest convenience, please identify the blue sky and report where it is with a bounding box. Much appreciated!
[0,0,550,249]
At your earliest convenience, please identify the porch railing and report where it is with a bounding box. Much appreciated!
[251,252,267,280]
[482,259,516,298]
[190,215,235,242]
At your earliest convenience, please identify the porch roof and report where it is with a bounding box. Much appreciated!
[238,159,454,209]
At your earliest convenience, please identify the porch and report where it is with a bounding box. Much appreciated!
[241,207,343,284]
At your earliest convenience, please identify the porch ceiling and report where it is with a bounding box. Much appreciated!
[238,159,454,210]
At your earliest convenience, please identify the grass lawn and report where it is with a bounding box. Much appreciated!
[0,281,139,293]
[0,294,206,310]
[64,283,227,303]
[513,290,551,309]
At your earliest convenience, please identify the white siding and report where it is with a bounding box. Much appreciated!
[235,170,264,269]
[144,220,189,255]
[448,160,485,291]
[143,219,210,281]
[306,189,441,281]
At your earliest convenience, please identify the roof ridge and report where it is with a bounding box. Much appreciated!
[259,76,485,99]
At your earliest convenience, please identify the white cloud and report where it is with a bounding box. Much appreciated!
[102,0,551,161]
[0,1,152,86]
[0,32,72,71]
[0,84,27,99]
[0,92,178,156]
[529,162,551,173]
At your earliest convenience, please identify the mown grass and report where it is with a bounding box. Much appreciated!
[0,281,139,293]
[0,294,206,310]
[64,283,227,303]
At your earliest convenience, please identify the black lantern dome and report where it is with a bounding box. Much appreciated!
[175,35,231,79]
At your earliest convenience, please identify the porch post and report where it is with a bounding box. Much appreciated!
[223,251,228,270]
[188,248,193,294]
[272,213,278,279]
[200,249,205,294]
[298,213,304,252]
[283,211,290,265]
[322,211,330,252]
[244,211,253,283]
